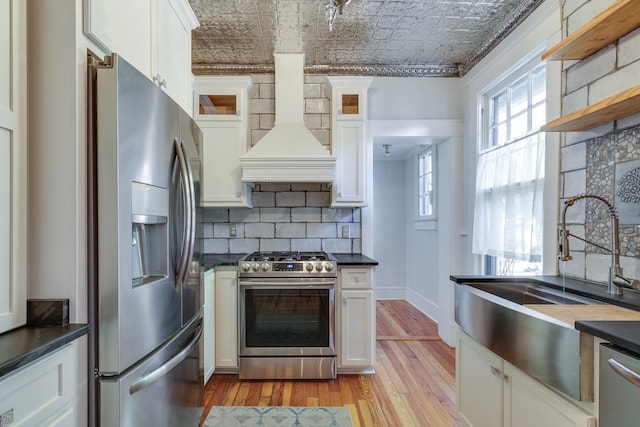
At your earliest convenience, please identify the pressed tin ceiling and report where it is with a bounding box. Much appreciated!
[190,0,545,77]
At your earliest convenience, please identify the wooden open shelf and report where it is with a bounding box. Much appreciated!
[542,84,640,132]
[542,0,640,61]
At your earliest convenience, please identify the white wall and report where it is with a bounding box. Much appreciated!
[404,152,439,303]
[372,159,406,298]
[369,77,462,120]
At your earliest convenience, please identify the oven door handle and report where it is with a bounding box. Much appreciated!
[239,281,335,288]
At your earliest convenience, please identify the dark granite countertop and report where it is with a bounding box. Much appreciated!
[451,274,640,356]
[203,253,379,268]
[202,253,246,270]
[332,253,378,266]
[0,323,89,379]
[575,321,640,356]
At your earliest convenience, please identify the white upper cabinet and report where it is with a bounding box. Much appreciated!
[84,0,153,75]
[193,79,248,122]
[84,0,198,112]
[328,77,373,207]
[152,0,198,113]
[0,0,27,333]
[194,76,253,207]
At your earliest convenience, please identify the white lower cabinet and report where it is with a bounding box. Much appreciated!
[203,268,215,383]
[214,267,238,371]
[456,330,596,427]
[337,267,375,373]
[0,339,82,426]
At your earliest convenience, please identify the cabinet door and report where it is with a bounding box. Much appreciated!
[456,331,504,427]
[340,267,371,289]
[335,87,365,121]
[194,90,243,122]
[84,0,152,76]
[0,343,77,426]
[203,268,215,383]
[0,0,26,333]
[200,123,252,207]
[504,362,596,427]
[331,121,366,206]
[339,290,374,368]
[215,269,238,370]
[153,0,194,113]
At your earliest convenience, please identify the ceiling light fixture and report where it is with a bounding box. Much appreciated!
[326,0,351,32]
[382,144,391,177]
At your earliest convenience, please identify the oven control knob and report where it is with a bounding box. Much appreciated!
[261,263,270,272]
[324,263,334,272]
[252,263,260,271]
[306,263,314,272]
[241,263,251,272]
[315,263,323,272]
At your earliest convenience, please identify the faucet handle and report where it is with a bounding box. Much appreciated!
[559,230,572,261]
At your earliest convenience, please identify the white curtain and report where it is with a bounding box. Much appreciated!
[472,133,544,262]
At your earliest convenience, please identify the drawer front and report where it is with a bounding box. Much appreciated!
[0,343,76,426]
[340,268,371,289]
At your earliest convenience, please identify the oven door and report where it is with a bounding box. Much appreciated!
[238,278,336,357]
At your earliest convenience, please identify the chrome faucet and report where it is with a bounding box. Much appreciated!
[560,193,640,295]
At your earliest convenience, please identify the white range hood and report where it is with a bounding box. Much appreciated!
[240,53,336,183]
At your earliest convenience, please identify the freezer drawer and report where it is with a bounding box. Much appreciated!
[99,317,204,427]
[599,343,640,427]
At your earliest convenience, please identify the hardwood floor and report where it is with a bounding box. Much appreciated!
[201,300,461,426]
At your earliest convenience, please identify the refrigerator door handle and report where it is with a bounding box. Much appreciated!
[129,324,203,395]
[174,138,191,290]
[180,140,196,280]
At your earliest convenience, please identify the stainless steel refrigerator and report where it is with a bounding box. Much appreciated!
[87,53,204,427]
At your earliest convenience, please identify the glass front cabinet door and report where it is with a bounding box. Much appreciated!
[335,87,366,121]
[193,76,251,122]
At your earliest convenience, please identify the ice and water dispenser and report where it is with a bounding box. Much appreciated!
[131,182,168,286]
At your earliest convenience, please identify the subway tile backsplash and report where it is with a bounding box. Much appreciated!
[202,183,361,254]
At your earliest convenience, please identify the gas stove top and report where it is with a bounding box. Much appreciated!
[239,251,337,278]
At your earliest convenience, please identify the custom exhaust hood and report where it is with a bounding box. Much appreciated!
[239,53,336,183]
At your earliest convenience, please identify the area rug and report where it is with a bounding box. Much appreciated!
[202,406,353,427]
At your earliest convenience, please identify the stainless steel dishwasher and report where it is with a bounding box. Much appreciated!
[599,343,640,427]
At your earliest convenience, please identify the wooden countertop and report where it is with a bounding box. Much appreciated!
[525,304,640,326]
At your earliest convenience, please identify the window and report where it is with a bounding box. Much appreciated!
[473,61,546,276]
[418,146,435,219]
[484,64,546,151]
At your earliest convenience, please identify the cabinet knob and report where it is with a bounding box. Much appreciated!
[236,110,240,117]
[342,297,347,306]
[338,109,342,115]
[490,365,508,381]
[153,74,167,88]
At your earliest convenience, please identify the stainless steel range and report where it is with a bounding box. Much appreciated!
[238,251,337,380]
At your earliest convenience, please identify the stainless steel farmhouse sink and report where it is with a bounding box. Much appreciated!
[462,281,600,306]
[455,281,600,402]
